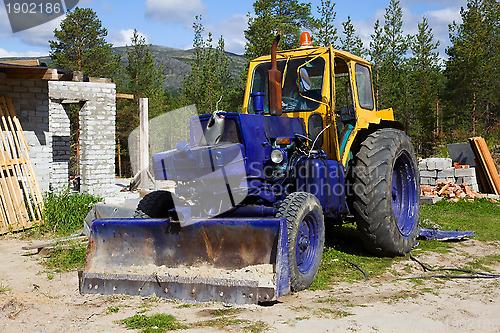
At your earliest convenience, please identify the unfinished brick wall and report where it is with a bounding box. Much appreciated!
[0,73,51,191]
[48,82,116,196]
[0,73,116,197]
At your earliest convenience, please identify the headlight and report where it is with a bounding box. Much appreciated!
[271,149,285,164]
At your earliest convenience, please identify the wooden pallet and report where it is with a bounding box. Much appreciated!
[0,97,44,233]
[469,137,500,195]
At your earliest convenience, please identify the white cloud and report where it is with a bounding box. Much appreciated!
[347,4,465,60]
[206,14,248,55]
[14,15,64,46]
[145,0,207,25]
[0,48,48,58]
[110,29,148,47]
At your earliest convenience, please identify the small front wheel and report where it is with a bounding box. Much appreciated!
[277,192,325,291]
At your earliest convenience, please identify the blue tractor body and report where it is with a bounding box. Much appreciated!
[151,112,347,218]
[80,112,348,304]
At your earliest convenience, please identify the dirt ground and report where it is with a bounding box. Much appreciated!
[0,235,498,333]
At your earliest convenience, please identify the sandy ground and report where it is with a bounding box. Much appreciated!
[0,234,498,333]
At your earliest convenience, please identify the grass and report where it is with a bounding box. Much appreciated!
[121,308,268,333]
[42,243,87,272]
[313,307,353,318]
[107,306,120,314]
[420,198,500,241]
[312,199,500,289]
[463,254,500,273]
[36,189,101,237]
[311,223,402,289]
[121,313,186,332]
[0,283,11,294]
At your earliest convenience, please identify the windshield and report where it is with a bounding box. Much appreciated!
[248,57,325,114]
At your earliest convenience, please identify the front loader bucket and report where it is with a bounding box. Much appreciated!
[79,218,290,304]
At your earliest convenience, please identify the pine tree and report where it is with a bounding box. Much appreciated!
[125,30,163,100]
[184,17,233,114]
[314,0,337,47]
[444,0,500,139]
[340,16,365,57]
[244,0,314,59]
[409,16,441,156]
[379,0,409,125]
[49,7,119,78]
[369,19,384,110]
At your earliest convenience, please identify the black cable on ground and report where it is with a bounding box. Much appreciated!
[405,252,500,280]
[337,253,368,281]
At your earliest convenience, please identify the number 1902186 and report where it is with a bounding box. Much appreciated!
[5,2,62,15]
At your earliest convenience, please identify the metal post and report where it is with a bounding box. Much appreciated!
[139,98,149,190]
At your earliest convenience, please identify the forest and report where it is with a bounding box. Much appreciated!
[47,0,500,177]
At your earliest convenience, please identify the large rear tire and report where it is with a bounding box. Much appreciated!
[277,192,325,291]
[134,190,177,219]
[351,128,420,256]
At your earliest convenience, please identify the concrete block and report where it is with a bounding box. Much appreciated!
[21,80,35,87]
[420,170,437,178]
[420,196,444,205]
[455,167,476,177]
[464,176,477,185]
[28,86,42,93]
[12,86,27,93]
[438,168,455,178]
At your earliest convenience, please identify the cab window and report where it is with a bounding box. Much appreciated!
[354,63,374,110]
[248,57,325,114]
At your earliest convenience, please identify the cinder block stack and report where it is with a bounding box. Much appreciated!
[419,158,479,192]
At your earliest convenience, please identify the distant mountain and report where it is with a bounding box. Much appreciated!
[0,45,247,93]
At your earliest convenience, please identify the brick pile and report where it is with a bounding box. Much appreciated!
[420,180,490,202]
[419,158,479,192]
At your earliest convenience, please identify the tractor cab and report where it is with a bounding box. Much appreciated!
[243,32,396,165]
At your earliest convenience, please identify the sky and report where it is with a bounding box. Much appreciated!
[0,0,468,59]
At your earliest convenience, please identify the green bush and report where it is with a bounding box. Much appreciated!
[39,189,102,236]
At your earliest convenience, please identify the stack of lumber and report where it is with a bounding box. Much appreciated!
[0,97,43,233]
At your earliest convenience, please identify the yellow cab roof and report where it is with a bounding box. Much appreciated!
[250,46,372,67]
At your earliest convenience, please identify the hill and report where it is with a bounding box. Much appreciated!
[0,45,247,93]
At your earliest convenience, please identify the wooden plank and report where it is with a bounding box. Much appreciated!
[5,67,57,80]
[0,104,29,227]
[474,137,500,195]
[88,77,112,83]
[22,235,88,251]
[0,59,40,66]
[4,97,44,219]
[0,122,24,227]
[116,93,134,100]
[469,137,500,195]
[0,99,38,222]
[139,98,149,190]
[469,138,493,193]
[5,98,44,213]
[0,97,44,233]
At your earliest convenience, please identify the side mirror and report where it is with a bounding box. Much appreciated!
[299,67,311,92]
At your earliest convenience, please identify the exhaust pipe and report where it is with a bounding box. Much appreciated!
[268,35,282,116]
